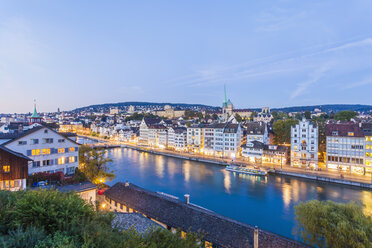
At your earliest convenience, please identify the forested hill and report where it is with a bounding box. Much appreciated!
[272,104,372,113]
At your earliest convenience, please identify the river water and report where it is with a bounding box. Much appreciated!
[78,138,372,240]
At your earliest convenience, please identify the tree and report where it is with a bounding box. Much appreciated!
[334,111,357,121]
[234,113,242,122]
[249,111,257,121]
[273,119,299,144]
[295,200,372,248]
[79,145,115,185]
[304,111,311,120]
[212,113,218,120]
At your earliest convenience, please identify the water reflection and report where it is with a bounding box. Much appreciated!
[105,147,372,241]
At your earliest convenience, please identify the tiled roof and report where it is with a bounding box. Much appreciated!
[0,146,33,161]
[246,122,266,134]
[104,182,306,248]
[113,213,164,234]
[325,122,364,137]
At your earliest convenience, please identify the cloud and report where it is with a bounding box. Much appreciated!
[290,63,333,99]
[343,76,372,89]
[326,38,372,52]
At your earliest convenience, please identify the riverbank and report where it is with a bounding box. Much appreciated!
[77,135,372,190]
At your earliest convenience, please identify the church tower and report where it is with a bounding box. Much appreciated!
[222,85,234,122]
[29,101,43,124]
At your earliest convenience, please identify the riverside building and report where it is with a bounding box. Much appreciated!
[290,118,319,169]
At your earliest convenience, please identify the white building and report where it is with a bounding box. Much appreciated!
[241,141,265,163]
[290,118,318,169]
[147,124,167,148]
[3,126,79,175]
[326,122,365,174]
[186,125,204,152]
[245,122,268,144]
[139,118,161,144]
[204,123,243,158]
[253,107,273,123]
[168,127,187,151]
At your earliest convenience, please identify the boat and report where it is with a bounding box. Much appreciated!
[225,165,267,176]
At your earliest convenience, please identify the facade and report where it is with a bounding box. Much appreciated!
[290,118,319,169]
[154,105,185,119]
[363,123,372,175]
[147,125,167,148]
[253,107,273,123]
[0,146,31,191]
[59,123,84,133]
[245,122,268,144]
[3,126,79,175]
[241,141,288,165]
[325,122,366,174]
[139,118,161,144]
[186,125,204,153]
[241,141,265,163]
[204,123,243,158]
[167,127,187,151]
[57,182,97,206]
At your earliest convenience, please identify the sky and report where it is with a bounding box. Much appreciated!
[1,0,372,113]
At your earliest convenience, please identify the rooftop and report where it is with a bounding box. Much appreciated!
[113,212,164,234]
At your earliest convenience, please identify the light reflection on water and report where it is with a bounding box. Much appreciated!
[89,144,372,240]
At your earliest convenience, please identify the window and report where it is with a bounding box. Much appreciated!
[44,129,48,133]
[58,139,65,143]
[42,160,52,166]
[42,148,51,155]
[43,138,53,144]
[69,156,76,163]
[58,148,65,153]
[18,141,27,145]
[69,147,75,152]
[3,165,10,173]
[58,157,66,165]
[348,132,354,136]
[31,139,39,144]
[32,149,40,156]
[32,161,41,167]
[332,131,338,136]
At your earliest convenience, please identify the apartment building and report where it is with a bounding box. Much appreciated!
[186,125,204,153]
[326,122,366,174]
[2,126,79,175]
[245,122,268,144]
[168,127,187,151]
[290,118,318,169]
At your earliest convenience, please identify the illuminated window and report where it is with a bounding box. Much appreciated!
[367,153,370,157]
[32,149,40,156]
[69,156,76,163]
[367,145,370,149]
[3,165,10,173]
[69,147,75,152]
[42,148,51,155]
[58,148,65,153]
[347,132,354,136]
[58,157,65,165]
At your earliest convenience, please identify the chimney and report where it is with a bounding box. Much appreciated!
[184,194,190,204]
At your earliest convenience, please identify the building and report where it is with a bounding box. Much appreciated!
[363,123,372,175]
[147,124,167,148]
[110,107,119,115]
[290,118,318,169]
[167,127,187,151]
[2,126,79,175]
[245,122,269,144]
[59,122,84,133]
[154,105,185,119]
[186,125,204,153]
[103,182,305,248]
[325,122,365,174]
[56,182,97,205]
[0,146,32,191]
[29,103,43,124]
[253,107,273,123]
[241,140,265,163]
[204,123,243,158]
[139,118,161,144]
[222,85,234,122]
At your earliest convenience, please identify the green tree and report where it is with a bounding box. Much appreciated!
[273,119,299,144]
[79,145,115,185]
[234,113,242,122]
[249,111,257,121]
[304,111,311,119]
[295,200,372,248]
[212,113,218,120]
[334,111,357,121]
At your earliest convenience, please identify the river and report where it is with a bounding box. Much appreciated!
[78,137,372,240]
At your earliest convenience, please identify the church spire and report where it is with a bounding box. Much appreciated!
[224,84,227,103]
[31,100,40,118]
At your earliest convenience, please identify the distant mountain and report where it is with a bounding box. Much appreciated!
[271,104,372,113]
[73,101,219,112]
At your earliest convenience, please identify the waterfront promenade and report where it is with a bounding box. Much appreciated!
[78,135,372,188]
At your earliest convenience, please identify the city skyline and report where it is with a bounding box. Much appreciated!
[1,0,372,113]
